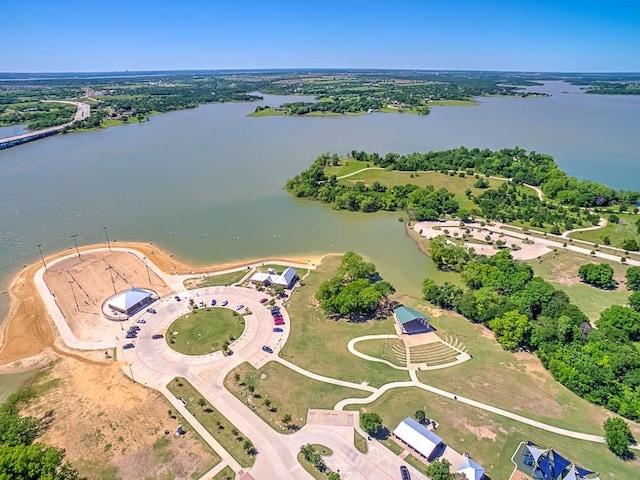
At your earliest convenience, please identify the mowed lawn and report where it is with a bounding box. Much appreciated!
[224,362,370,433]
[185,270,249,289]
[570,213,640,248]
[167,378,254,468]
[527,249,631,321]
[340,169,507,210]
[166,308,245,355]
[346,387,640,480]
[353,338,407,367]
[325,159,371,177]
[281,256,410,387]
[402,296,640,440]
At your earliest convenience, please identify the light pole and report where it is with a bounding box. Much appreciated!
[103,227,111,252]
[37,244,47,271]
[105,266,117,295]
[68,280,79,311]
[70,234,81,259]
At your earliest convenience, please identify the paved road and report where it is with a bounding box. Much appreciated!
[0,100,91,143]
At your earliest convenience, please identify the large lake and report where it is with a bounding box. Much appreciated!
[1,81,639,323]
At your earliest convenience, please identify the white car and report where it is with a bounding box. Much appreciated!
[221,300,229,306]
[235,304,244,311]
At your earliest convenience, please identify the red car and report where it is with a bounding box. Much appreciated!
[274,318,285,326]
[260,298,268,304]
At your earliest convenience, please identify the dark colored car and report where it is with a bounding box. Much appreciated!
[400,466,411,480]
[126,333,137,339]
[273,327,283,333]
[211,299,217,306]
[262,345,273,354]
[146,308,156,314]
[260,298,268,304]
[175,296,181,301]
[152,334,164,340]
[123,343,135,350]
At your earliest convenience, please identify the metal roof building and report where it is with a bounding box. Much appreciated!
[393,417,443,460]
[108,288,154,315]
[393,306,430,334]
[457,456,485,480]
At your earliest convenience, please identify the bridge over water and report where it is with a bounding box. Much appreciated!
[0,101,90,151]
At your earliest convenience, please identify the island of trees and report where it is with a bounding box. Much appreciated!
[285,148,637,232]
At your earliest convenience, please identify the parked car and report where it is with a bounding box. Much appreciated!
[262,345,273,354]
[260,298,268,304]
[273,327,283,333]
[400,466,411,480]
[123,343,135,350]
[274,318,285,326]
[152,334,164,340]
[179,397,187,406]
[174,296,181,301]
[136,318,146,324]
[126,332,137,339]
[235,304,244,311]
[221,300,229,306]
[211,299,217,306]
[146,308,156,314]
[129,325,140,331]
[198,301,205,308]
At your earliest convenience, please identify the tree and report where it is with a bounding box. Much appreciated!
[360,412,383,436]
[603,417,633,457]
[197,398,206,409]
[489,310,532,351]
[622,238,640,252]
[577,263,616,289]
[629,291,640,312]
[263,398,272,410]
[282,413,292,426]
[425,459,454,480]
[328,473,341,480]
[338,251,377,281]
[626,266,640,291]
[414,410,426,424]
[597,305,640,341]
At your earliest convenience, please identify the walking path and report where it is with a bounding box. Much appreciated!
[33,246,640,480]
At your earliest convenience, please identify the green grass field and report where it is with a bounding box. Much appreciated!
[527,249,630,320]
[247,108,287,117]
[281,256,410,387]
[401,296,640,440]
[346,387,640,480]
[570,213,640,249]
[324,159,371,177]
[353,338,407,367]
[427,99,479,107]
[166,309,245,355]
[354,431,368,453]
[184,270,250,289]
[167,378,254,468]
[213,466,236,480]
[297,445,336,480]
[339,169,507,210]
[224,362,369,433]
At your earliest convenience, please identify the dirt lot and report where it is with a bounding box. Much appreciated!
[43,251,171,342]
[22,356,217,480]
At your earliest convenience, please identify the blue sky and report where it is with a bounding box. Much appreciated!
[2,0,639,72]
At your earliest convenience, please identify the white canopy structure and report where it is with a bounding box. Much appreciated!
[250,267,298,288]
[457,456,485,480]
[393,417,443,460]
[108,288,153,315]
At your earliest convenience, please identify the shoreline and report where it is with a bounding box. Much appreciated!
[0,240,330,371]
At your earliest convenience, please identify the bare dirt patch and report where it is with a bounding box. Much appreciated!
[43,251,171,342]
[22,356,216,480]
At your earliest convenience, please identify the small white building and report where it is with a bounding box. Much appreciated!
[457,456,485,480]
[108,287,154,315]
[393,417,443,460]
[250,267,297,289]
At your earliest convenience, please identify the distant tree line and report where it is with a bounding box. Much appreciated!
[423,238,640,422]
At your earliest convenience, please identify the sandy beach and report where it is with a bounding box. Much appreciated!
[0,240,327,369]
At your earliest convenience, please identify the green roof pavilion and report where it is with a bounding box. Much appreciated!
[393,306,430,334]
